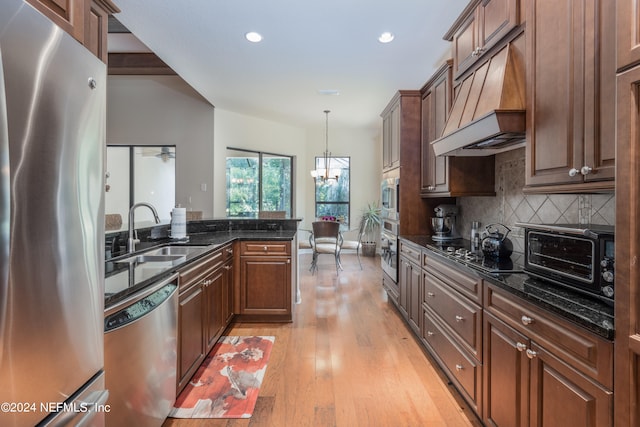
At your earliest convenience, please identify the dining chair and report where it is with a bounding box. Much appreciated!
[309,221,342,275]
[339,227,363,270]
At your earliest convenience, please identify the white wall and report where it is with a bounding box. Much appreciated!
[107,75,215,217]
[108,75,384,229]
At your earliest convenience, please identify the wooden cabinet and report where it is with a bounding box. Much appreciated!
[238,241,292,322]
[617,0,640,71]
[398,240,422,334]
[382,103,400,171]
[25,0,118,63]
[420,60,495,197]
[177,277,205,393]
[525,0,615,192]
[484,284,613,427]
[177,246,234,393]
[421,253,483,414]
[445,0,521,80]
[614,63,640,427]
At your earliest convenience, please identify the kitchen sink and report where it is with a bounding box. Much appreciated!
[147,245,209,257]
[113,245,209,266]
[115,254,186,265]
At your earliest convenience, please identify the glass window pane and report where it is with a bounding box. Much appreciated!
[314,157,350,225]
[133,146,175,222]
[226,150,259,217]
[261,154,291,216]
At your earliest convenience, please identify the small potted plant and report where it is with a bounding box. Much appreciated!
[358,202,381,257]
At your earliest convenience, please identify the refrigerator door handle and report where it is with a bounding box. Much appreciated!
[0,47,10,336]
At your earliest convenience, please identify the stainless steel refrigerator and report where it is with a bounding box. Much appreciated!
[0,1,108,425]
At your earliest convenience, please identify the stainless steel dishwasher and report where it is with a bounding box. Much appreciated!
[104,273,179,427]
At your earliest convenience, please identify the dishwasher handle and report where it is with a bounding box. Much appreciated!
[105,273,178,332]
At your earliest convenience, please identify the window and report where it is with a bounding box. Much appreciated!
[226,148,293,218]
[314,157,350,225]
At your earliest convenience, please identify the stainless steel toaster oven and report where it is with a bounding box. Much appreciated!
[516,223,615,303]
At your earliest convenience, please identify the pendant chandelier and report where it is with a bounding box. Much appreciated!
[310,110,341,183]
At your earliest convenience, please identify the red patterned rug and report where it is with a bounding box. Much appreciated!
[168,336,275,419]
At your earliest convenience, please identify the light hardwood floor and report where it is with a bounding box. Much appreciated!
[163,253,481,427]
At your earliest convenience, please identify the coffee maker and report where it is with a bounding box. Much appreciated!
[431,204,460,241]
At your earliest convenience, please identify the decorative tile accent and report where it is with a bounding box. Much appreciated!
[457,148,615,251]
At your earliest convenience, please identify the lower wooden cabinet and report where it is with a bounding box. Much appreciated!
[399,240,423,335]
[177,280,205,393]
[177,245,234,393]
[393,243,614,426]
[484,284,613,427]
[237,241,292,322]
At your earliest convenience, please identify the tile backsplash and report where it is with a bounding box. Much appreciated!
[457,147,615,253]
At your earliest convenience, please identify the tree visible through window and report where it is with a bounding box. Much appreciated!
[226,148,292,217]
[314,157,350,225]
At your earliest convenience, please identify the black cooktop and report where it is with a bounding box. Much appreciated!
[425,238,525,275]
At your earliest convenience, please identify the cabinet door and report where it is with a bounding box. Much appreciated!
[240,256,291,317]
[453,12,478,79]
[617,0,640,70]
[204,270,225,353]
[484,313,530,427]
[222,258,234,325]
[526,0,615,189]
[389,104,401,170]
[408,261,422,334]
[178,284,205,392]
[478,0,520,55]
[529,342,613,427]
[398,256,411,319]
[26,0,84,41]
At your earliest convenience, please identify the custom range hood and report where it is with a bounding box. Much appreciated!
[431,43,526,157]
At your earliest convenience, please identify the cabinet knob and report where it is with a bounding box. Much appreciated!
[516,342,527,352]
[427,331,434,337]
[263,246,268,251]
[287,259,291,264]
[521,315,534,325]
[568,168,580,177]
[224,265,232,270]
[427,292,435,298]
[455,315,464,322]
[526,349,538,359]
[455,364,464,371]
[580,165,593,175]
[427,185,435,191]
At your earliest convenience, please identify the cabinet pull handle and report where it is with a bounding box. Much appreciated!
[516,342,527,352]
[521,315,534,325]
[455,364,464,371]
[455,315,464,322]
[568,168,580,177]
[427,185,435,191]
[526,349,538,359]
[263,246,268,251]
[427,331,434,337]
[224,265,232,270]
[580,165,593,175]
[427,292,435,298]
[287,259,291,264]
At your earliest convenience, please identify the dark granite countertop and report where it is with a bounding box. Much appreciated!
[105,229,297,309]
[401,235,614,341]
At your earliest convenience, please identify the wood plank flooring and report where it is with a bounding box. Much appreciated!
[162,253,481,427]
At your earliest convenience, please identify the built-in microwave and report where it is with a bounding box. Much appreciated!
[516,222,615,303]
[381,177,399,221]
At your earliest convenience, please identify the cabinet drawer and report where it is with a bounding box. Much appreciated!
[240,241,291,256]
[400,240,421,264]
[423,253,483,303]
[485,284,613,388]
[423,306,481,411]
[178,250,222,291]
[424,271,482,360]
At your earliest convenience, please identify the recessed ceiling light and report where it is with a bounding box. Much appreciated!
[378,32,395,43]
[245,32,263,43]
[318,89,340,96]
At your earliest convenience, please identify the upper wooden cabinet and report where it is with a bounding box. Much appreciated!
[420,60,495,197]
[445,0,521,80]
[525,0,615,192]
[381,93,412,172]
[26,0,119,62]
[617,0,640,71]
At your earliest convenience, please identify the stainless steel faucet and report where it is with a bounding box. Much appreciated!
[127,202,161,253]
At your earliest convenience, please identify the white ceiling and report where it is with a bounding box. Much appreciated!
[111,0,469,131]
